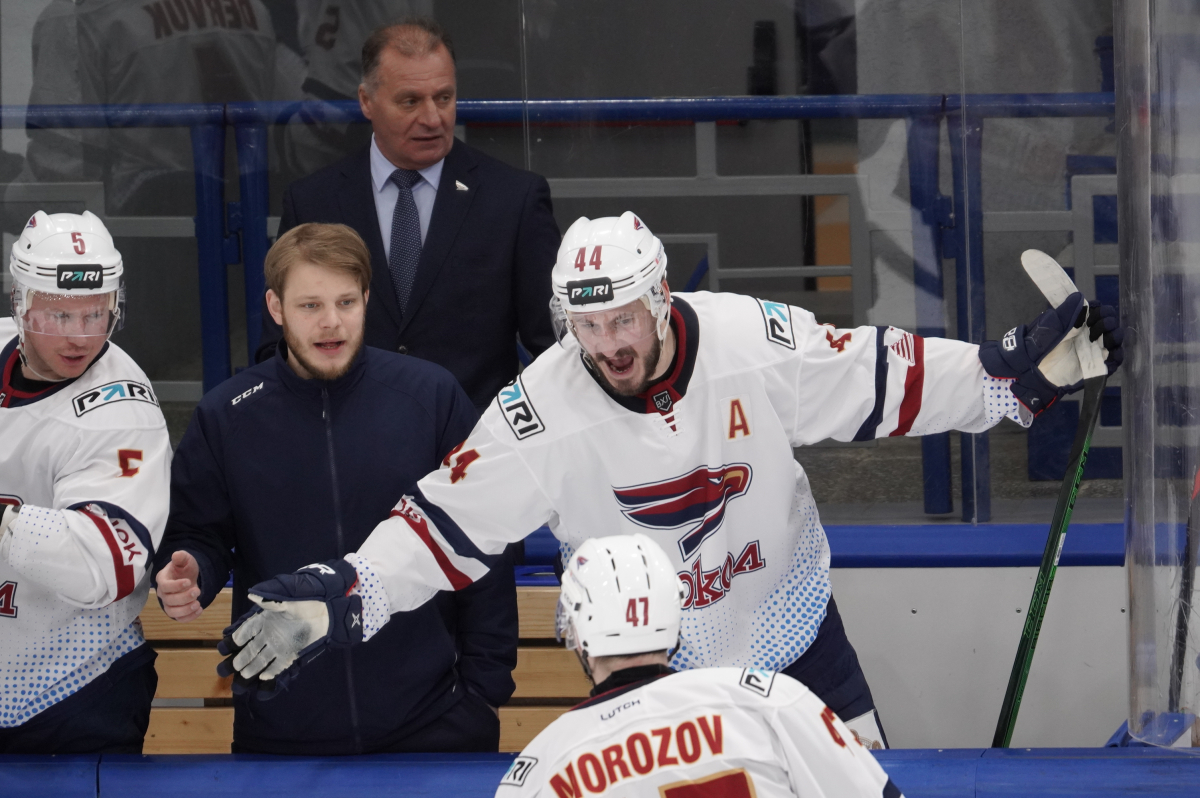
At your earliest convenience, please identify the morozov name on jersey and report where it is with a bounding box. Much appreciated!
[73,380,158,417]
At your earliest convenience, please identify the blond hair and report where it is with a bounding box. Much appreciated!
[265,223,371,297]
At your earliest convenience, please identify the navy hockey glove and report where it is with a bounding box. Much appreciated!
[978,292,1124,415]
[216,559,363,700]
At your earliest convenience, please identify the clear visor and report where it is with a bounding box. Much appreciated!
[555,595,580,651]
[568,305,660,356]
[13,288,121,337]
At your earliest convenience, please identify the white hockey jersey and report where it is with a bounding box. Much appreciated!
[0,335,170,727]
[349,292,1026,670]
[497,668,900,798]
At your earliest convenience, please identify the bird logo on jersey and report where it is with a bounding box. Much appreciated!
[613,464,753,559]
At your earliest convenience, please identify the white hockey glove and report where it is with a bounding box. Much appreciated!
[216,559,363,699]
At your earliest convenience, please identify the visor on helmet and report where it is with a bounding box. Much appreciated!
[550,280,670,355]
[12,287,123,338]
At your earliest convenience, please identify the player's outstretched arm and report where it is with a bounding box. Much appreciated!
[220,416,554,695]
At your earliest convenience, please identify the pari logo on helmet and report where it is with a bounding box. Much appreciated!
[56,265,104,290]
[566,277,613,306]
[614,464,753,560]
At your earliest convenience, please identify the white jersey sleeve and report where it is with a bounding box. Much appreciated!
[351,405,554,634]
[497,669,899,798]
[4,412,170,608]
[754,300,1026,446]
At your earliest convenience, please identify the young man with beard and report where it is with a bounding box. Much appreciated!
[153,223,518,754]
[218,212,1123,749]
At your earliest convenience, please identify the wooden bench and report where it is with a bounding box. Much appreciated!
[141,587,586,754]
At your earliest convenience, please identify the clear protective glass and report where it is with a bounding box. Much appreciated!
[1118,0,1200,750]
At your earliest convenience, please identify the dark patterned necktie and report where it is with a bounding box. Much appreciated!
[388,168,422,314]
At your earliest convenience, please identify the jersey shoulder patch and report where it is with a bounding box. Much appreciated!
[754,298,797,350]
[738,667,777,697]
[72,379,158,417]
[499,755,539,788]
[496,374,545,440]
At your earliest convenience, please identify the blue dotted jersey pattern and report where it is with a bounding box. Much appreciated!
[1,604,145,727]
[387,168,422,314]
[983,374,1031,427]
[347,553,388,641]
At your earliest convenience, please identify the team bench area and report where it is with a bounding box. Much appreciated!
[140,585,584,754]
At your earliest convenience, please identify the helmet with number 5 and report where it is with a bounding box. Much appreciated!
[556,533,685,676]
[549,212,669,350]
[9,210,125,337]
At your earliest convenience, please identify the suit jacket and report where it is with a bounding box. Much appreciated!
[259,138,561,409]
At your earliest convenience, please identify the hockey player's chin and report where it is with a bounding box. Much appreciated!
[597,359,646,396]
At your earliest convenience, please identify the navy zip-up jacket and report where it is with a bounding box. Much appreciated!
[153,344,518,754]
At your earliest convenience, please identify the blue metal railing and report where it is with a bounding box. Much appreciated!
[2,93,1118,520]
[0,103,230,392]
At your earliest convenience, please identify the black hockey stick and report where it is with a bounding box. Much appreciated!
[1168,468,1200,712]
[992,374,1106,748]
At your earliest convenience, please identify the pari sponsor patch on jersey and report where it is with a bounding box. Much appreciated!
[56,264,104,290]
[497,374,545,440]
[500,756,538,787]
[73,380,158,417]
[755,299,796,349]
[614,464,752,560]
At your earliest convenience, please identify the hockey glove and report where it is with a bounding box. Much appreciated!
[216,559,363,700]
[978,292,1125,415]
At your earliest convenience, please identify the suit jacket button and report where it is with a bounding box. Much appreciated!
[398,345,408,355]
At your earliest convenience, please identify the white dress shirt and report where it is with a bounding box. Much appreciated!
[370,134,443,258]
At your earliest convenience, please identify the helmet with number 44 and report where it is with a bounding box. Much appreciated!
[549,212,670,357]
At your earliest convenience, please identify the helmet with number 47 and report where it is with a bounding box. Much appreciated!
[549,212,670,356]
[556,533,685,674]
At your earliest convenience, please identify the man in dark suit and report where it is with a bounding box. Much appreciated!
[258,18,560,409]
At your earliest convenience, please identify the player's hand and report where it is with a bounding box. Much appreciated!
[216,559,364,700]
[156,551,203,622]
[979,293,1124,415]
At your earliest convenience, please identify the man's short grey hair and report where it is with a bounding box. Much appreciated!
[361,17,455,93]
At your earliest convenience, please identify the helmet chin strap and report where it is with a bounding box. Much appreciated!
[574,647,597,685]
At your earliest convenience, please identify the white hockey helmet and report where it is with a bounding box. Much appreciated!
[556,533,685,664]
[9,211,125,338]
[549,212,670,353]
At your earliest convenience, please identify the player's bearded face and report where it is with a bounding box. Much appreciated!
[19,292,111,381]
[573,302,664,396]
[270,262,367,382]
